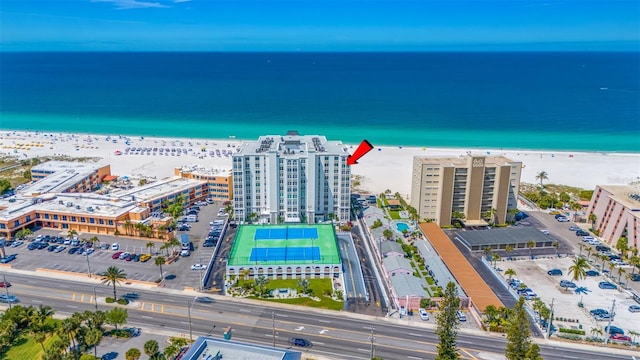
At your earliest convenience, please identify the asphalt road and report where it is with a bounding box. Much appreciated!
[2,273,636,360]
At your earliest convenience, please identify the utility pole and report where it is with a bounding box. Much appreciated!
[603,299,616,345]
[3,274,11,310]
[85,252,92,278]
[369,326,375,359]
[187,299,193,342]
[547,298,554,339]
[272,311,276,348]
[93,286,98,310]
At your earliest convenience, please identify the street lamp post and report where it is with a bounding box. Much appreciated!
[369,326,375,359]
[93,286,98,310]
[85,251,92,278]
[3,274,11,310]
[187,298,194,342]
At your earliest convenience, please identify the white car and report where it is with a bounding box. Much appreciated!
[111,243,120,250]
[419,308,429,321]
[191,264,207,270]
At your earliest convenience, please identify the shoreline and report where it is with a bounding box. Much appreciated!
[1,130,639,196]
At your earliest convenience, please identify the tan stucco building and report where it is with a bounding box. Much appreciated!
[410,155,522,226]
[587,185,640,251]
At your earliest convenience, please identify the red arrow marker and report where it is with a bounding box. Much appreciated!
[347,140,374,166]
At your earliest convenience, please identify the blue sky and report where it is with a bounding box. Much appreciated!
[1,0,639,51]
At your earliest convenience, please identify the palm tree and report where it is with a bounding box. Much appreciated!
[88,236,100,248]
[101,266,127,300]
[591,327,603,339]
[629,256,640,275]
[60,316,81,350]
[298,278,310,294]
[32,329,47,352]
[504,268,516,280]
[599,254,609,272]
[483,246,493,261]
[585,247,593,262]
[552,241,560,257]
[628,330,640,344]
[491,253,501,269]
[67,229,78,239]
[163,344,179,359]
[123,220,133,236]
[568,257,589,283]
[505,245,515,260]
[155,256,166,282]
[143,339,160,358]
[146,241,155,255]
[588,213,597,231]
[527,240,536,259]
[32,305,54,329]
[165,237,181,255]
[535,171,549,187]
[616,267,626,283]
[85,328,102,358]
[125,347,142,360]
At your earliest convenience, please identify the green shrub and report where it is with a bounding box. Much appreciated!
[117,298,129,305]
[105,297,115,303]
[558,328,585,335]
[425,277,434,285]
[556,333,582,341]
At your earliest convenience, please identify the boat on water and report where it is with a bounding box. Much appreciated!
[600,87,608,90]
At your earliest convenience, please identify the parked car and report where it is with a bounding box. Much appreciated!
[100,243,110,250]
[419,308,429,321]
[289,338,312,347]
[122,293,139,300]
[576,230,589,236]
[456,310,467,322]
[112,251,123,260]
[560,280,577,288]
[27,243,39,250]
[203,241,215,247]
[139,254,151,262]
[0,254,17,264]
[568,225,581,231]
[547,269,563,276]
[119,252,130,260]
[599,281,617,290]
[0,281,11,288]
[54,245,67,253]
[556,216,569,222]
[585,270,600,277]
[610,334,631,342]
[47,245,57,252]
[111,243,120,250]
[631,273,640,282]
[191,264,207,270]
[590,308,609,316]
[628,305,640,313]
[595,314,612,321]
[605,326,624,335]
[68,247,80,254]
[11,240,24,248]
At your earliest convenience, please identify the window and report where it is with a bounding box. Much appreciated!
[62,215,67,221]
[89,218,95,224]
[53,214,58,220]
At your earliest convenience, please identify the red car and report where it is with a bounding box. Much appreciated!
[111,251,123,260]
[0,281,11,288]
[610,334,631,342]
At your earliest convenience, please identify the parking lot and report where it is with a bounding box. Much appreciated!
[2,201,229,291]
[500,257,640,338]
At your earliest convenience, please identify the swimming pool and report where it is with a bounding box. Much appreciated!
[396,222,410,232]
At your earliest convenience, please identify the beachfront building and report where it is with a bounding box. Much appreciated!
[0,161,206,239]
[28,161,111,195]
[232,131,351,224]
[181,336,301,360]
[174,166,233,201]
[410,155,522,226]
[587,185,640,251]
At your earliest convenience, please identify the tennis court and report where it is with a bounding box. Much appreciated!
[254,227,319,240]
[249,246,321,262]
[228,224,340,266]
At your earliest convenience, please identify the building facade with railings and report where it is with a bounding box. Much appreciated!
[232,131,351,224]
[587,185,640,251]
[410,155,522,226]
[174,166,233,201]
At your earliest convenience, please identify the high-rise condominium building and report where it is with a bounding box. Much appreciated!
[587,185,639,251]
[410,155,522,226]
[232,131,351,224]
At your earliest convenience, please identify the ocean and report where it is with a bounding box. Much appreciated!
[1,52,639,152]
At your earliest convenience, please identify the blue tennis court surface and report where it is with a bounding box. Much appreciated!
[249,247,321,261]
[254,228,319,240]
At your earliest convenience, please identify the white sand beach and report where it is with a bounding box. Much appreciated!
[1,130,639,197]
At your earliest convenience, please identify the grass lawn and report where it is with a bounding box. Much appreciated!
[4,334,61,360]
[240,278,344,311]
[388,210,401,220]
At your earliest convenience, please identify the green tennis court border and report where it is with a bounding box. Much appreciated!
[228,224,340,266]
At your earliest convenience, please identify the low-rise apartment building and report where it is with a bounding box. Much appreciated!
[174,166,233,201]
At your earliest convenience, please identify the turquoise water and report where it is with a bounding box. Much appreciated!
[396,222,410,232]
[2,52,638,152]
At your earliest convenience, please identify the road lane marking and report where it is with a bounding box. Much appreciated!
[276,314,288,317]
[318,319,331,323]
[141,315,153,319]
[357,348,368,352]
[408,356,422,360]
[66,305,78,308]
[409,333,423,337]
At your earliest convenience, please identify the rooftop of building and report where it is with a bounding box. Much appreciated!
[380,240,404,255]
[181,336,301,360]
[234,131,349,157]
[382,256,413,272]
[175,165,232,177]
[0,193,137,219]
[389,274,429,298]
[456,227,555,248]
[21,161,107,196]
[597,185,640,211]
[413,154,521,167]
[114,176,205,203]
